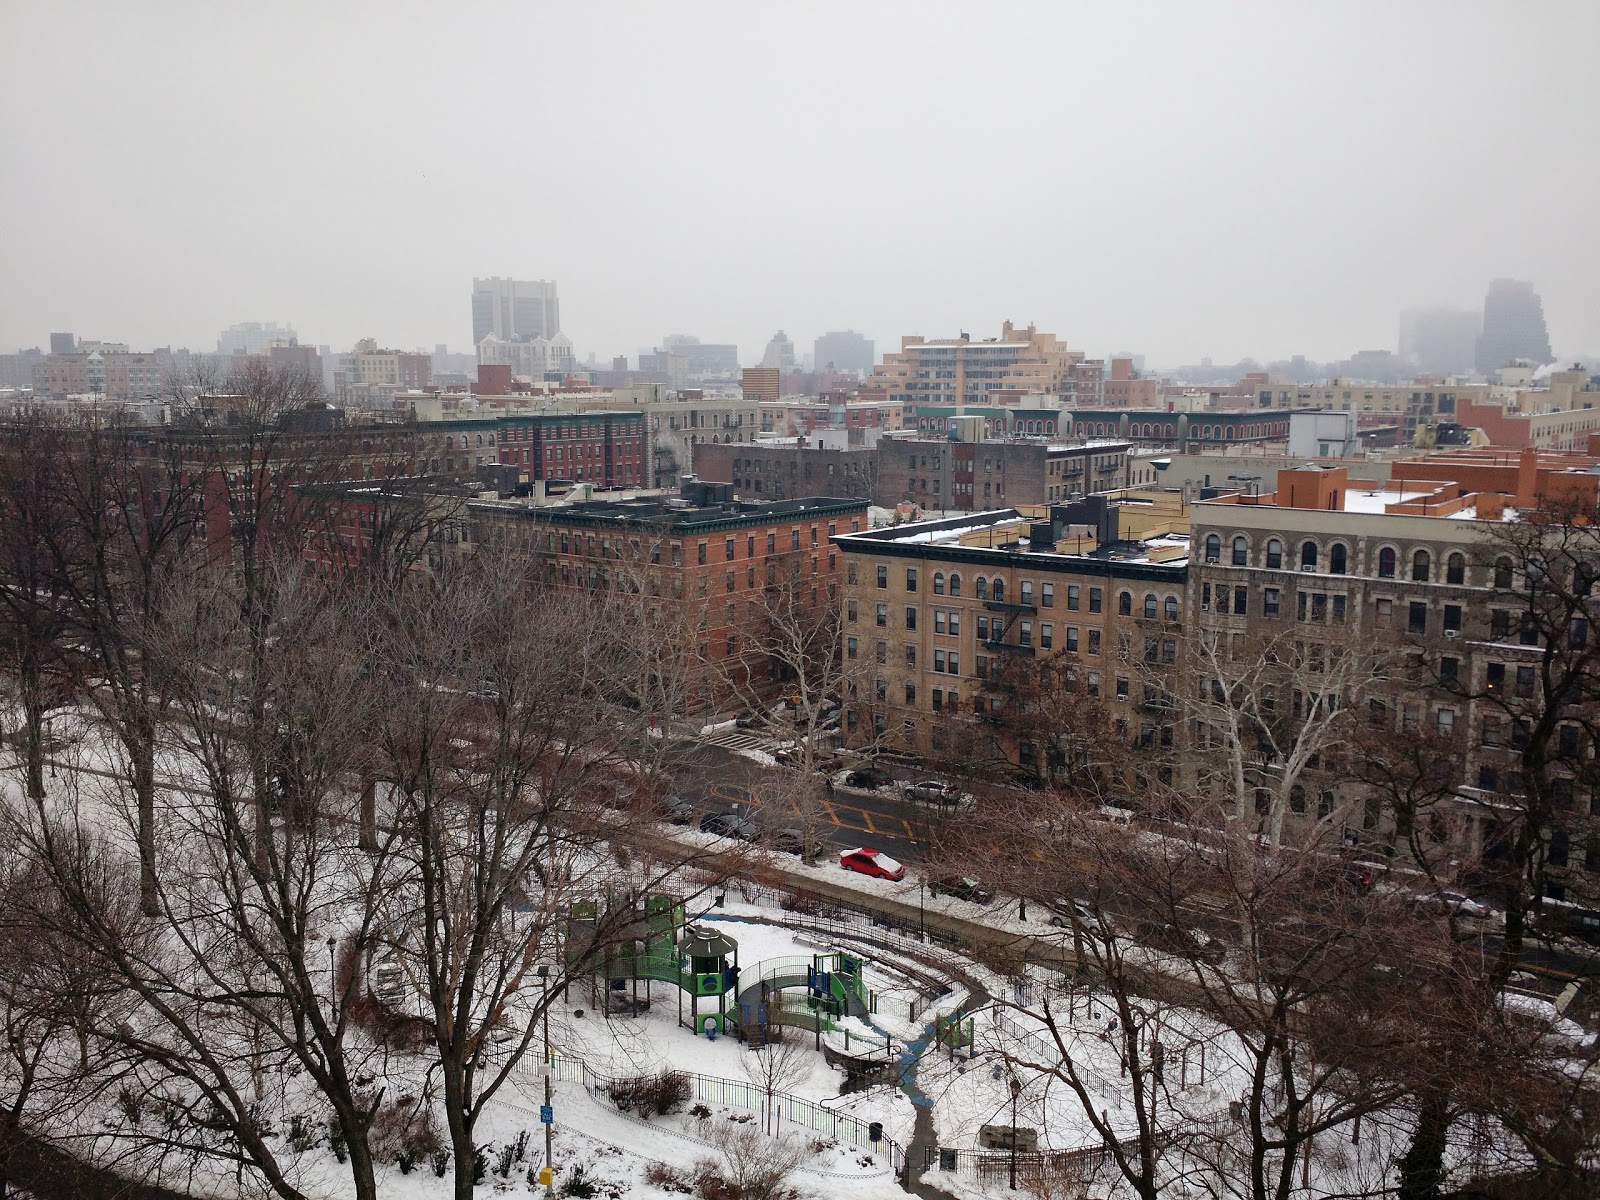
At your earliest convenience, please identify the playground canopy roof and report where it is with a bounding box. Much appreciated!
[678,924,738,959]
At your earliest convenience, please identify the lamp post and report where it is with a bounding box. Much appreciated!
[538,965,553,1197]
[1008,1076,1021,1191]
[918,878,925,942]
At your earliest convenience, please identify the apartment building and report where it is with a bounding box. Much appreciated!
[692,440,879,502]
[1188,452,1600,872]
[759,394,905,438]
[875,434,1131,510]
[832,497,1188,772]
[867,322,1083,408]
[471,482,867,699]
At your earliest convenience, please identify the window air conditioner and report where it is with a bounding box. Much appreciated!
[1444,629,1459,639]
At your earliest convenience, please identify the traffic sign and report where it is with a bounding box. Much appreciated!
[540,1104,553,1125]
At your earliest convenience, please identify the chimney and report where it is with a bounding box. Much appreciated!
[1515,447,1539,505]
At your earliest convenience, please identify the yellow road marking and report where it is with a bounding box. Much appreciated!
[903,819,917,841]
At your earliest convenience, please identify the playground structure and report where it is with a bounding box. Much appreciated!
[565,894,873,1045]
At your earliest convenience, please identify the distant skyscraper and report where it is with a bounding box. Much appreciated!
[1399,307,1479,376]
[50,332,75,355]
[812,330,875,374]
[759,330,796,371]
[218,321,298,356]
[1475,279,1552,373]
[471,277,560,346]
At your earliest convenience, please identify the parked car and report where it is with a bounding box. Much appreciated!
[1414,889,1491,919]
[839,847,906,882]
[907,780,965,806]
[844,767,891,790]
[700,811,760,841]
[764,826,825,858]
[1133,919,1226,963]
[734,709,769,730]
[1048,898,1105,931]
[662,795,698,826]
[929,875,993,904]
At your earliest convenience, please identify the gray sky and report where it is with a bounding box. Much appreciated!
[3,1,1597,369]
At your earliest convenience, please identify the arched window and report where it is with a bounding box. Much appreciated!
[992,577,1005,602]
[1300,540,1318,570]
[1164,595,1179,621]
[1329,543,1347,575]
[1144,594,1158,619]
[1266,538,1283,569]
[475,434,483,447]
[932,572,945,595]
[1412,549,1430,583]
[1229,536,1247,566]
[949,573,962,597]
[1205,534,1221,564]
[1118,591,1132,616]
[1447,553,1465,585]
[975,577,988,600]
[1378,547,1396,578]
[445,437,455,450]
[1494,556,1514,589]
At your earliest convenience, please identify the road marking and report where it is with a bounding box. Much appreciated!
[903,819,917,841]
[862,810,877,834]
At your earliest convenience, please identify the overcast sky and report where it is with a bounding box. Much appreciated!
[3,2,1597,369]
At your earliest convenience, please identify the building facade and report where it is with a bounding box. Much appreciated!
[472,276,561,345]
[868,322,1083,408]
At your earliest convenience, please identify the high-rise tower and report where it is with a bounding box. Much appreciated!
[1475,279,1552,373]
[471,277,560,346]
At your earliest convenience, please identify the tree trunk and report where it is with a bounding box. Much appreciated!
[21,690,45,804]
[359,773,377,853]
[1397,1090,1450,1200]
[341,1123,379,1200]
[133,737,158,916]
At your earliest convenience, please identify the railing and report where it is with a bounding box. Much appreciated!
[536,1051,907,1179]
[923,1141,1112,1181]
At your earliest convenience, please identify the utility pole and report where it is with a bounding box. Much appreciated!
[539,965,553,1197]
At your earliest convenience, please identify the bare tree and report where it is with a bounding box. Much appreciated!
[699,1120,808,1200]
[739,1035,812,1135]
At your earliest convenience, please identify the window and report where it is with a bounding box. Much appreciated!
[1067,584,1080,610]
[934,610,946,634]
[1408,601,1427,634]
[1266,539,1283,569]
[1204,534,1221,564]
[1040,623,1053,649]
[767,532,776,553]
[1440,656,1458,683]
[949,573,962,597]
[876,564,887,589]
[1086,671,1100,697]
[932,687,943,711]
[846,636,858,659]
[1436,708,1456,736]
[1264,587,1281,618]
[874,639,887,664]
[975,577,988,601]
[1116,676,1129,700]
[1089,588,1103,613]
[697,543,707,565]
[1444,604,1462,633]
[933,649,946,673]
[1143,594,1157,619]
[1446,553,1465,585]
[992,578,1005,602]
[1118,591,1132,616]
[1232,536,1248,566]
[1515,665,1536,699]
[1494,557,1514,589]
[1300,541,1318,570]
[1412,550,1430,583]
[948,653,959,675]
[725,538,735,561]
[905,645,917,668]
[1378,547,1396,578]
[905,683,916,705]
[1020,580,1033,606]
[1329,543,1347,575]
[876,603,888,627]
[847,561,858,585]
[949,611,960,635]
[847,600,857,622]
[906,568,918,592]
[977,615,990,641]
[1234,587,1248,616]
[1066,626,1079,652]
[1042,582,1054,608]
[1087,629,1101,655]
[1164,595,1178,621]
[1019,621,1032,647]
[905,606,917,630]
[932,572,945,595]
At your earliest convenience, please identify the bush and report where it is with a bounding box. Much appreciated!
[329,1125,348,1164]
[396,1147,418,1175]
[471,1144,487,1185]
[430,1149,450,1178]
[494,1141,516,1178]
[367,1094,440,1158]
[644,1162,694,1194]
[608,1070,690,1118]
[561,1164,598,1198]
[285,1112,320,1154]
[606,1075,644,1113]
[689,1103,712,1120]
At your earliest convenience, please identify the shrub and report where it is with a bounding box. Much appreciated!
[561,1164,598,1198]
[471,1144,487,1184]
[644,1162,693,1194]
[689,1103,712,1120]
[430,1149,450,1178]
[494,1141,516,1178]
[396,1147,418,1175]
[606,1075,644,1113]
[646,1070,692,1116]
[329,1125,348,1164]
[285,1113,320,1154]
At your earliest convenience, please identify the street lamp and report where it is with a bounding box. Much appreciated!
[538,965,553,1196]
[1008,1076,1022,1191]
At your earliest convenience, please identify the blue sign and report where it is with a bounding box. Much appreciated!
[540,1105,553,1125]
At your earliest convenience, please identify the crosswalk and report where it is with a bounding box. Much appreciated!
[701,730,775,753]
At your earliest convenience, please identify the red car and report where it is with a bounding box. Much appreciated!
[839,847,906,882]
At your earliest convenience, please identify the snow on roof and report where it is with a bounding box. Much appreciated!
[1342,488,1434,514]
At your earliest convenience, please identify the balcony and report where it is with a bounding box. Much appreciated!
[984,599,1037,614]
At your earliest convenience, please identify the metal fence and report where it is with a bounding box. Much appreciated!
[537,1051,907,1179]
[923,1141,1113,1182]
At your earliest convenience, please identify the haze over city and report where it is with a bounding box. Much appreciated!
[3,1,1598,367]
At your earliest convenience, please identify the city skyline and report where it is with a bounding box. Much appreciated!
[2,3,1597,368]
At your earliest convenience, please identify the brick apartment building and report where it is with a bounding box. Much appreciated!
[832,496,1187,770]
[470,481,868,701]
